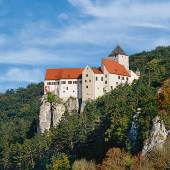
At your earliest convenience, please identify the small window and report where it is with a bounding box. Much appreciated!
[57,81,60,85]
[111,86,113,89]
[118,76,120,79]
[66,87,68,90]
[85,80,87,83]
[86,74,88,77]
[126,77,128,81]
[96,77,98,81]
[105,74,107,78]
[89,80,91,82]
[101,77,103,81]
[73,81,77,84]
[61,81,66,84]
[73,90,75,93]
[105,81,107,84]
[86,85,88,88]
[68,81,72,84]
[116,82,118,85]
[63,91,65,93]
[122,77,124,80]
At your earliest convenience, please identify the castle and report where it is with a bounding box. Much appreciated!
[44,46,140,102]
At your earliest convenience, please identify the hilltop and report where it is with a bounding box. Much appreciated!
[0,46,169,169]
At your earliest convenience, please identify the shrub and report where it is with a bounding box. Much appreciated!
[51,153,70,170]
[72,159,96,170]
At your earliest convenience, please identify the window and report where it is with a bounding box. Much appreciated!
[63,91,65,93]
[66,87,68,90]
[101,77,103,81]
[61,81,66,84]
[116,82,118,85]
[105,81,107,84]
[86,74,88,77]
[68,81,72,84]
[73,81,77,84]
[122,77,124,80]
[96,77,98,81]
[73,90,75,93]
[118,76,121,79]
[85,80,87,83]
[86,85,88,88]
[89,80,91,82]
[126,77,128,81]
[47,82,50,85]
[57,81,60,85]
[105,74,107,78]
[111,86,113,89]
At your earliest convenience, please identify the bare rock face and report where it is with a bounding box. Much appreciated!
[53,103,65,127]
[65,97,79,113]
[142,116,168,156]
[38,95,51,133]
[39,95,81,133]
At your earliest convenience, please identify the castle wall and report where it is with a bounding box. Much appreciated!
[94,74,104,99]
[82,66,95,101]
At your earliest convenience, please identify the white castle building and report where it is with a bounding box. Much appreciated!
[44,46,140,102]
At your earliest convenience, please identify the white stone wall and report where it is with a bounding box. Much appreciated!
[44,80,59,95]
[129,70,139,84]
[82,66,95,101]
[94,74,104,99]
[117,54,129,70]
[44,79,82,101]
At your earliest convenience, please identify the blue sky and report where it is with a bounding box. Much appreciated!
[0,0,170,92]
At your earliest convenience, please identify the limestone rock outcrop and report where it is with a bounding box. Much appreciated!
[65,97,79,113]
[39,95,80,133]
[142,116,168,156]
[38,95,51,133]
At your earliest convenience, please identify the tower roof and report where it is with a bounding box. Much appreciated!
[108,45,127,57]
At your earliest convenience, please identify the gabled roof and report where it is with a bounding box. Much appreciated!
[45,68,84,80]
[92,67,103,74]
[102,58,130,76]
[108,45,127,57]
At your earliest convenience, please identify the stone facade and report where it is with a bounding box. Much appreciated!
[44,46,140,102]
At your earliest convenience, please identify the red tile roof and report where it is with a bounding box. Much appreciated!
[102,58,130,76]
[92,67,103,74]
[45,68,84,80]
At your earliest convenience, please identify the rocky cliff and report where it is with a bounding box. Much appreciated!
[39,95,80,133]
[142,116,169,156]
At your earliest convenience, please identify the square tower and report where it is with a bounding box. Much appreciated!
[108,45,129,70]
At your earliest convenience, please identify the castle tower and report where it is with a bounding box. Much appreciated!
[108,45,129,70]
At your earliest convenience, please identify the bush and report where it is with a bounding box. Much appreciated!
[72,159,96,170]
[99,148,134,170]
[51,153,70,170]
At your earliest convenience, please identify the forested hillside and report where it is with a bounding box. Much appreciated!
[0,46,169,170]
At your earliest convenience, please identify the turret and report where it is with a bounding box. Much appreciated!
[108,45,129,70]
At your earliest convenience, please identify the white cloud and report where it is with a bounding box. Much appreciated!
[57,13,69,21]
[0,67,43,82]
[0,0,170,66]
